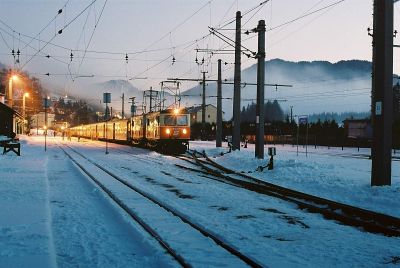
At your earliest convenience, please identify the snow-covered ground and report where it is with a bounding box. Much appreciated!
[0,136,399,267]
[190,141,400,218]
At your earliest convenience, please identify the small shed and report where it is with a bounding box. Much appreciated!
[0,102,21,137]
[343,119,372,140]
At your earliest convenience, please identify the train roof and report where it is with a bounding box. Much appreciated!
[144,108,188,116]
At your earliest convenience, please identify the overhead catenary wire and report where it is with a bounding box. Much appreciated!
[77,0,108,72]
[19,0,99,70]
[21,0,71,51]
[267,0,346,32]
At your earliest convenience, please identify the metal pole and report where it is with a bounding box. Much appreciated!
[306,122,309,157]
[232,11,242,150]
[105,102,109,155]
[45,104,47,151]
[149,87,153,112]
[371,0,393,186]
[22,95,26,134]
[296,122,299,156]
[216,59,222,147]
[8,78,13,108]
[121,93,125,119]
[255,20,266,159]
[202,71,206,141]
[290,106,293,123]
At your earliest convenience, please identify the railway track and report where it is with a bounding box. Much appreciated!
[58,143,262,268]
[175,149,400,237]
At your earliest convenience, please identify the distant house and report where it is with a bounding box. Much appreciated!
[30,112,55,129]
[343,119,372,139]
[0,102,22,137]
[186,104,218,125]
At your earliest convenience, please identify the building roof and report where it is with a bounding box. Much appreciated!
[0,102,22,117]
[186,104,216,113]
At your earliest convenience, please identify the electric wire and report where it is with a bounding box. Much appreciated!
[21,0,71,51]
[19,0,99,69]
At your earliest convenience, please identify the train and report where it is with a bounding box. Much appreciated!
[68,108,191,153]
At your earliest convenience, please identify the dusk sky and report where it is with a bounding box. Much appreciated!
[0,0,398,99]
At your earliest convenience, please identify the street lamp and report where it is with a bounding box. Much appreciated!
[8,74,18,108]
[22,92,29,133]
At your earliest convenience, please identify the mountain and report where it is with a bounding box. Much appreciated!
[80,79,176,115]
[79,80,143,112]
[181,59,374,120]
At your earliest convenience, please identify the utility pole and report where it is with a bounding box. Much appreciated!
[216,59,222,147]
[121,93,125,119]
[290,106,294,123]
[201,71,207,141]
[371,0,393,186]
[255,20,266,159]
[232,11,242,150]
[129,97,136,116]
[149,87,153,112]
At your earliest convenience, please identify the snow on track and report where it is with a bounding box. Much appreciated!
[48,144,176,267]
[62,138,400,267]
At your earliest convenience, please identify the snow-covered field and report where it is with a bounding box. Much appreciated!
[0,136,399,267]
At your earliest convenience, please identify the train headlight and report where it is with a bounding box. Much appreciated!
[182,128,187,134]
[166,128,171,134]
[174,108,180,115]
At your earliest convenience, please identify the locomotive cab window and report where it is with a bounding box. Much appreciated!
[163,115,188,126]
[176,115,188,126]
[164,115,175,126]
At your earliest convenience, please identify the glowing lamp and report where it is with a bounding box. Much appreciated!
[174,108,180,115]
[166,128,171,134]
[182,128,187,134]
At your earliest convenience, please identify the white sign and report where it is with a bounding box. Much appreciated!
[375,101,382,115]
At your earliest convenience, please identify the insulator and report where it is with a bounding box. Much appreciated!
[195,56,198,64]
[58,9,62,14]
[17,49,20,56]
[172,56,175,65]
[11,49,15,56]
[70,52,73,61]
[125,54,128,63]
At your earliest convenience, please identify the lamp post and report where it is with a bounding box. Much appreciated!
[22,92,29,133]
[103,92,111,155]
[8,74,18,108]
[43,97,50,151]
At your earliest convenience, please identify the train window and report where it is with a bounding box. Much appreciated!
[176,115,188,126]
[164,115,188,126]
[164,115,175,126]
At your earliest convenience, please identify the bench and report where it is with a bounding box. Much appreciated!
[2,141,20,156]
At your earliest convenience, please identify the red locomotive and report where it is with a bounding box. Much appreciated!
[69,108,190,153]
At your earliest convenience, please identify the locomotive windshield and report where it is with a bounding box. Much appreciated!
[176,115,188,126]
[164,115,188,126]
